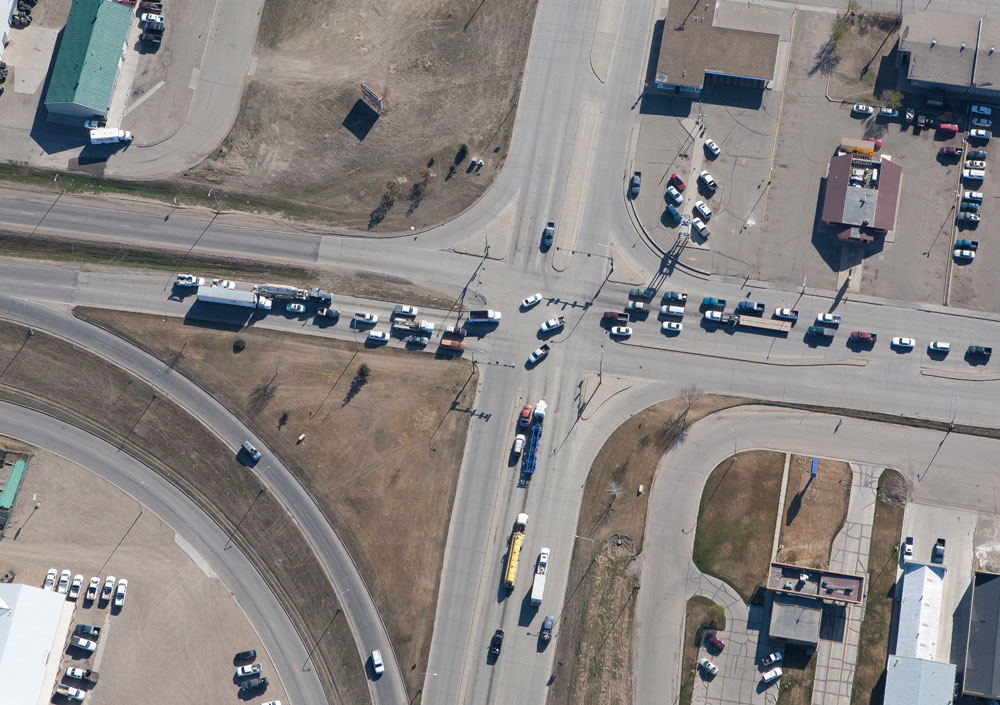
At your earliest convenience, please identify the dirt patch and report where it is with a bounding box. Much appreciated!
[693,450,786,603]
[180,0,538,230]
[777,456,852,568]
[678,596,726,705]
[0,448,289,705]
[75,306,476,698]
[851,469,905,705]
[776,645,819,705]
[0,318,366,705]
[825,11,902,103]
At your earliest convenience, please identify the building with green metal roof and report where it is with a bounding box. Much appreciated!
[44,0,133,120]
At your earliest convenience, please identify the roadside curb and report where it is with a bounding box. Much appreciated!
[618,337,869,368]
[920,367,1000,382]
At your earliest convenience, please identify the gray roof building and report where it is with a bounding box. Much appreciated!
[899,12,1000,98]
[654,0,779,95]
[821,153,902,236]
[768,593,823,645]
[965,572,1000,697]
[884,655,956,705]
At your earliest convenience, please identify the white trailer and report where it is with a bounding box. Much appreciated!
[89,128,132,144]
[530,548,549,605]
[197,285,272,310]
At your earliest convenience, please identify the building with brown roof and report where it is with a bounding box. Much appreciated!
[654,0,779,96]
[821,153,902,242]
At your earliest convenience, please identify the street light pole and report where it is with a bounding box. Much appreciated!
[728,428,737,457]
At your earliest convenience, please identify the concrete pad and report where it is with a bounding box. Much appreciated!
[590,0,625,83]
[3,26,57,95]
[551,101,599,272]
[105,23,143,130]
[449,195,514,261]
[607,243,645,285]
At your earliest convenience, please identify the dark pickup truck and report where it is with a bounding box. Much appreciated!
[807,326,835,338]
[629,287,656,301]
[240,677,269,693]
[968,345,992,359]
[850,331,877,344]
[736,301,765,316]
[603,311,629,324]
[74,624,101,638]
[701,297,726,309]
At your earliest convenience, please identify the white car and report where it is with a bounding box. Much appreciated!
[891,337,915,349]
[694,200,712,220]
[393,304,418,318]
[762,667,783,684]
[71,636,97,652]
[957,212,981,223]
[261,702,282,705]
[212,279,235,289]
[698,657,719,676]
[527,345,550,364]
[610,326,632,338]
[140,12,164,23]
[241,440,261,462]
[354,311,378,324]
[929,341,951,352]
[972,117,993,128]
[69,574,83,600]
[65,667,92,681]
[699,171,718,191]
[704,138,720,157]
[521,293,543,309]
[44,568,57,591]
[236,663,262,678]
[661,321,682,333]
[970,128,992,140]
[879,107,898,118]
[367,331,390,344]
[58,569,71,594]
[56,685,86,701]
[852,103,874,115]
[954,248,976,260]
[114,578,128,607]
[965,160,987,169]
[774,308,799,321]
[666,185,683,205]
[102,576,116,601]
[286,302,305,313]
[512,434,526,457]
[85,577,100,601]
[175,274,204,287]
[903,536,914,559]
[83,119,104,129]
[704,310,723,322]
[964,190,984,202]
[692,218,710,237]
[963,168,986,180]
[371,649,385,676]
[816,313,841,326]
[539,317,565,333]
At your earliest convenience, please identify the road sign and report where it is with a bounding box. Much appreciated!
[361,82,385,112]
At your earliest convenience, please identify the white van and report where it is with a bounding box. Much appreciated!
[660,305,685,318]
[963,168,986,180]
[90,128,132,145]
[964,190,984,202]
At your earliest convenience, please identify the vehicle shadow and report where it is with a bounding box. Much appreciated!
[517,589,538,627]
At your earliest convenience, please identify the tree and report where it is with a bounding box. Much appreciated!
[233,338,246,353]
[358,363,371,379]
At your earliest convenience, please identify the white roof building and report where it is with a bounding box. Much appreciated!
[0,583,72,705]
[896,562,946,660]
[884,655,956,705]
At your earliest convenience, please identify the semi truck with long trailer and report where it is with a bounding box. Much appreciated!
[197,286,272,310]
[503,513,529,591]
[531,548,549,605]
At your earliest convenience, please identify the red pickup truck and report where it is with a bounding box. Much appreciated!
[850,331,877,344]
[603,311,629,323]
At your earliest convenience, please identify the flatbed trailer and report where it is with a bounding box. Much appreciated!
[735,316,791,334]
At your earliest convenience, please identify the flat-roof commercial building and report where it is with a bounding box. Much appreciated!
[884,655,956,705]
[653,0,779,96]
[766,563,865,646]
[0,583,73,705]
[898,12,1000,100]
[44,0,133,121]
[965,572,1000,698]
[821,153,903,242]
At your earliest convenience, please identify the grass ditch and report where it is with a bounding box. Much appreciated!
[776,646,819,705]
[0,319,367,705]
[693,450,785,602]
[851,469,906,705]
[75,307,477,700]
[678,596,726,705]
[777,456,852,569]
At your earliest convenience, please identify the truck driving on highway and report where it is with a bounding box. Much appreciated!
[504,513,529,591]
[531,548,549,605]
[702,297,726,309]
[807,326,835,339]
[197,285,273,310]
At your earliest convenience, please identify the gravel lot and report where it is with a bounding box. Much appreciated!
[0,448,286,705]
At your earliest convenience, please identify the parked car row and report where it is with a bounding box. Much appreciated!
[43,569,127,607]
[663,168,717,238]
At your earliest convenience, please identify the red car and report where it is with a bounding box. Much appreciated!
[518,405,533,427]
[864,137,882,150]
[669,173,686,191]
[705,631,726,652]
[850,331,877,344]
[938,122,959,134]
[603,311,629,324]
[939,146,963,156]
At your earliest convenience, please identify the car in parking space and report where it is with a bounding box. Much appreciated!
[762,651,783,666]
[973,104,993,115]
[58,570,71,594]
[929,341,951,353]
[665,203,681,223]
[286,302,305,313]
[610,326,632,339]
[43,568,56,591]
[662,291,688,304]
[405,335,429,347]
[968,149,988,160]
[694,200,712,220]
[666,185,683,205]
[699,171,718,192]
[762,667,783,684]
[964,190,984,202]
[367,330,390,344]
[956,238,979,250]
[774,308,799,321]
[527,344,551,365]
[68,574,83,600]
[669,173,686,190]
[74,624,100,638]
[939,146,963,157]
[970,128,992,140]
[371,649,385,676]
[661,321,682,334]
[961,201,981,212]
[879,107,898,118]
[235,649,257,662]
[114,578,128,607]
[83,118,106,129]
[704,139,720,157]
[65,667,93,681]
[891,337,915,350]
[955,248,977,260]
[704,631,725,652]
[965,159,987,169]
[851,103,874,116]
[241,440,261,462]
[392,304,418,318]
[963,168,986,180]
[354,311,378,325]
[903,535,915,559]
[692,218,710,238]
[85,577,99,601]
[704,310,724,322]
[698,658,719,677]
[957,212,981,225]
[938,122,959,134]
[973,117,993,128]
[236,663,263,678]
[490,628,505,656]
[71,636,97,652]
[519,404,533,427]
[865,136,882,150]
[521,292,543,309]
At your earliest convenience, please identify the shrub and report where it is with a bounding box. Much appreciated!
[233,339,246,353]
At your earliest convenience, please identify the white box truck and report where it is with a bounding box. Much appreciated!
[530,547,549,606]
[89,128,132,145]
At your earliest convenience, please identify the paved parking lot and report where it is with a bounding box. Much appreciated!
[949,130,997,312]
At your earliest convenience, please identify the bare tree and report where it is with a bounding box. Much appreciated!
[680,384,703,411]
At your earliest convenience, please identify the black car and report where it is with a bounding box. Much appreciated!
[968,149,988,160]
[540,615,554,642]
[240,677,268,693]
[490,628,505,656]
[235,649,257,662]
